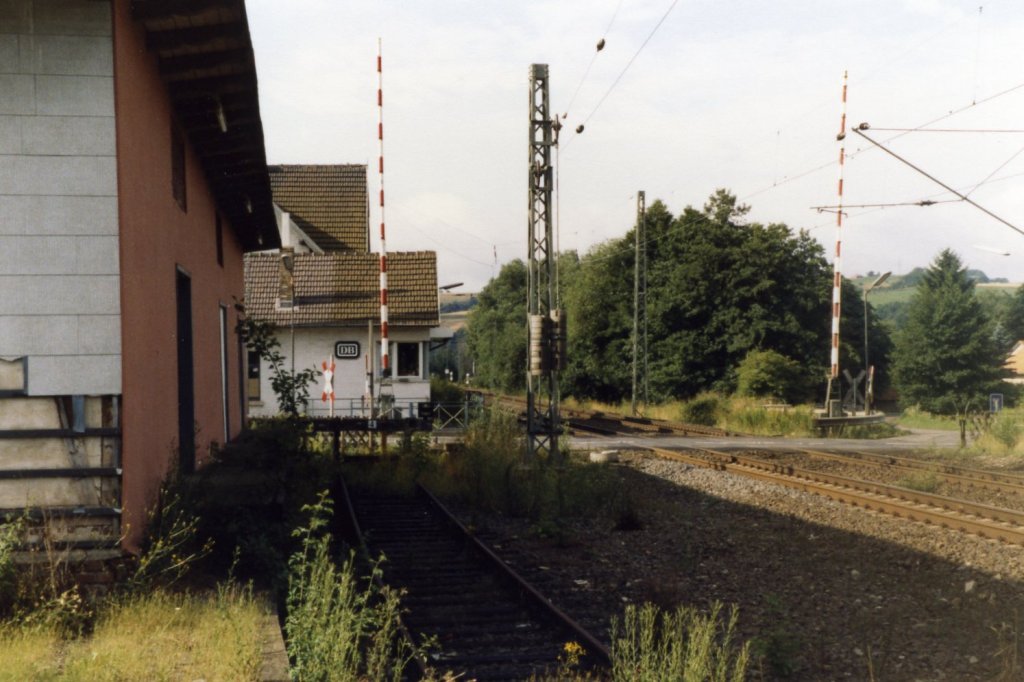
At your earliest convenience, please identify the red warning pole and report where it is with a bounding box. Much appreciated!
[377,38,390,380]
[827,71,848,408]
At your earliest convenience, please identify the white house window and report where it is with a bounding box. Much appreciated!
[395,342,421,378]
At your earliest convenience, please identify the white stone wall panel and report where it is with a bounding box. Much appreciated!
[29,354,120,395]
[20,34,113,76]
[0,1,118,396]
[21,115,115,155]
[35,75,114,116]
[0,195,118,236]
[0,74,34,114]
[0,154,116,196]
[0,275,119,315]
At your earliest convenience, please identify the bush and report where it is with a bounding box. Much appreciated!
[0,516,24,618]
[430,377,465,405]
[988,412,1022,450]
[681,393,724,426]
[735,350,813,404]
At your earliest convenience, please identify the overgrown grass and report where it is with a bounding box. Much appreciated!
[610,601,749,681]
[417,409,640,537]
[716,397,816,437]
[894,406,960,431]
[285,492,423,682]
[0,585,266,680]
[970,409,1024,457]
[567,394,826,437]
[840,422,904,439]
[896,471,941,493]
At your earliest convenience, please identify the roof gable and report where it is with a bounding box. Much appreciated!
[245,251,438,327]
[268,165,369,252]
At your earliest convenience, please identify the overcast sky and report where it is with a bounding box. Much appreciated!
[247,1,1024,291]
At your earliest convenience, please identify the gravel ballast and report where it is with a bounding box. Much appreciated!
[462,450,1024,681]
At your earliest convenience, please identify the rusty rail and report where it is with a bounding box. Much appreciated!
[798,448,1024,497]
[651,446,1024,546]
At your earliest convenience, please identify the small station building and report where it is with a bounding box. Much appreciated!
[244,165,444,418]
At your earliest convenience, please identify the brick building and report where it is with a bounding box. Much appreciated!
[0,0,278,552]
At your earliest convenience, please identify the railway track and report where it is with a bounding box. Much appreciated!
[342,479,610,681]
[796,447,1024,497]
[651,446,1024,547]
[477,390,728,438]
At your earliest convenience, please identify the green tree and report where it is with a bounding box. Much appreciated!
[561,238,638,402]
[466,260,528,392]
[892,249,1006,445]
[645,190,864,400]
[1000,283,1024,347]
[466,190,893,407]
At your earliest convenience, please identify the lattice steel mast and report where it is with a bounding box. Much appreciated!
[526,64,563,461]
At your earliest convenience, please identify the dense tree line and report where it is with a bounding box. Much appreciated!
[467,190,893,404]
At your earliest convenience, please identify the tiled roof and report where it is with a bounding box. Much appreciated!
[244,252,439,327]
[268,165,369,252]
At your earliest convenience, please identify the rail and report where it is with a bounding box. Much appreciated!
[651,446,1024,546]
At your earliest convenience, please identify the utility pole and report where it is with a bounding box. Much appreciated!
[631,191,646,416]
[526,64,562,462]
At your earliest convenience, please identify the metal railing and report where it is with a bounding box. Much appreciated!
[300,396,483,429]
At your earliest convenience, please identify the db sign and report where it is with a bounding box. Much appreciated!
[334,341,360,359]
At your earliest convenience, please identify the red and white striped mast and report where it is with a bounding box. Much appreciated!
[377,38,390,386]
[826,71,848,412]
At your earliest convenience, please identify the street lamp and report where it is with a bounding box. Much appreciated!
[863,271,890,413]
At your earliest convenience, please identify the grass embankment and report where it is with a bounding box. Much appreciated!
[565,393,906,439]
[895,406,1024,459]
[0,586,266,681]
[564,394,817,437]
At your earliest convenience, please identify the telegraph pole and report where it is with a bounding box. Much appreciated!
[631,191,646,415]
[526,64,562,462]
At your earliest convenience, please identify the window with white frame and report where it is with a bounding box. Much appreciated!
[394,342,421,378]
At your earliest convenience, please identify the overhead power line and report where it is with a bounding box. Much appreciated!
[562,0,621,117]
[811,199,961,211]
[864,127,1024,133]
[742,78,1024,202]
[567,0,680,143]
[851,126,1024,239]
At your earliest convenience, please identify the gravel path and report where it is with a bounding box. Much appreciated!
[462,450,1024,681]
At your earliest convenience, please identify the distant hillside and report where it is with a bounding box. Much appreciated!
[850,270,1019,331]
[853,268,1010,292]
[439,292,477,313]
[439,292,477,333]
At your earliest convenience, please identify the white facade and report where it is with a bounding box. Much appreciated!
[0,0,120,396]
[249,326,432,418]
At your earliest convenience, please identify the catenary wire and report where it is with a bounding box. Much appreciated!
[564,0,681,147]
[851,127,1024,238]
[741,79,1024,201]
[562,0,621,118]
